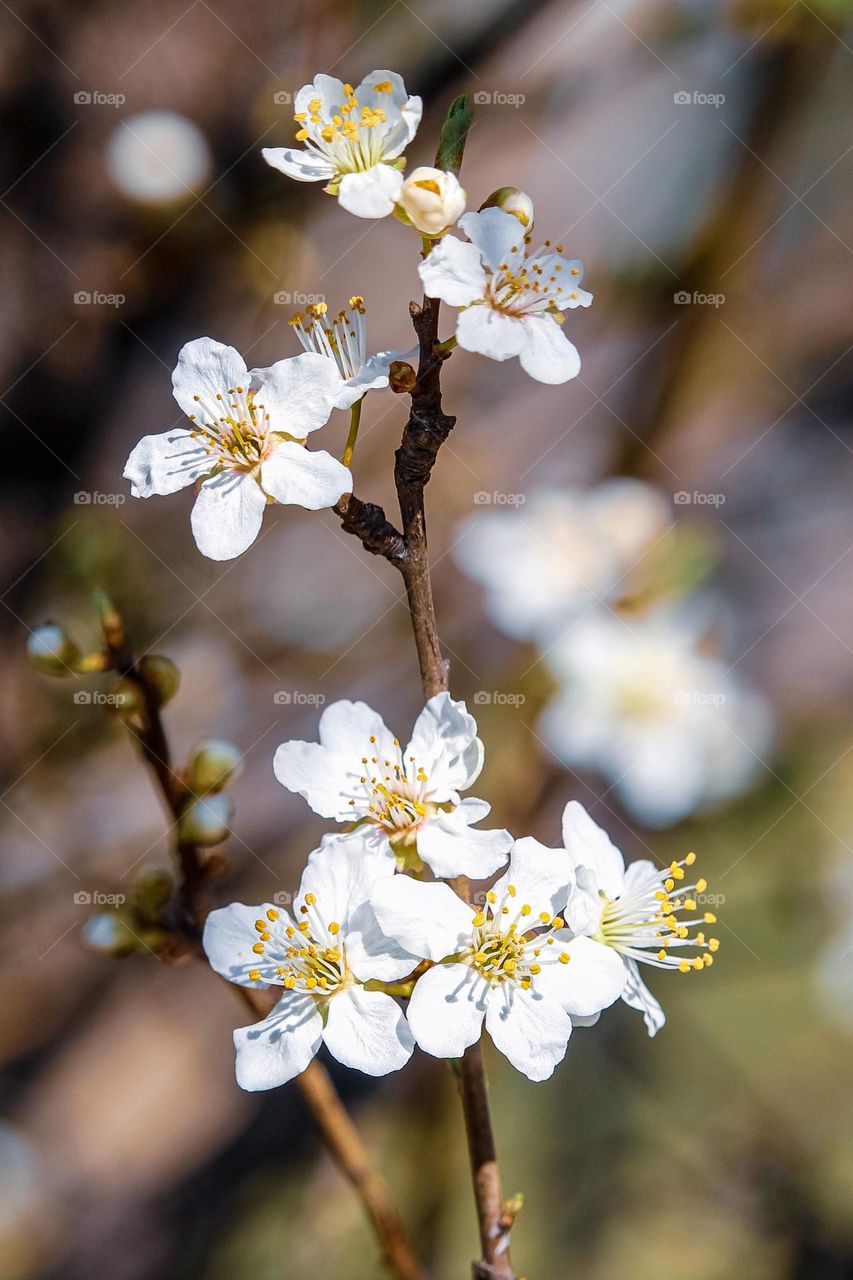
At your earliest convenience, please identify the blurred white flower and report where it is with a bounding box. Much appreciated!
[289,297,403,410]
[263,71,422,219]
[273,693,512,879]
[540,610,774,827]
[203,836,415,1089]
[455,480,671,641]
[397,166,466,236]
[561,801,720,1035]
[419,207,592,383]
[107,111,212,203]
[124,338,349,560]
[369,837,626,1080]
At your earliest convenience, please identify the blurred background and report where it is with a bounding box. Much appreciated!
[2,0,853,1276]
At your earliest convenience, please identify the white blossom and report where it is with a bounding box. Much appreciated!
[369,837,626,1080]
[263,72,422,219]
[203,835,416,1090]
[288,297,403,410]
[539,608,774,827]
[418,207,592,384]
[273,693,512,879]
[124,338,349,561]
[455,480,671,641]
[560,801,721,1036]
[397,167,466,236]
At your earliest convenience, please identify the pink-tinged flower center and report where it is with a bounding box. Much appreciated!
[186,386,273,474]
[293,83,395,174]
[347,734,435,841]
[246,899,350,997]
[596,851,721,974]
[464,883,570,990]
[486,241,583,317]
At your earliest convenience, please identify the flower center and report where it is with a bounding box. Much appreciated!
[290,298,367,382]
[465,884,570,989]
[187,385,270,472]
[596,851,720,974]
[293,83,393,173]
[246,899,349,996]
[487,241,583,317]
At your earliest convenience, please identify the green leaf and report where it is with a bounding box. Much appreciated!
[434,92,474,176]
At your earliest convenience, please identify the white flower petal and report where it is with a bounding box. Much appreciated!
[456,305,527,362]
[322,986,414,1075]
[345,898,420,984]
[459,208,525,273]
[299,831,395,928]
[406,693,481,800]
[561,801,626,899]
[233,991,323,1090]
[251,351,340,437]
[124,428,209,497]
[261,147,336,183]
[171,337,247,423]
[418,235,487,307]
[260,441,350,510]
[484,984,572,1081]
[203,901,285,988]
[407,962,487,1058]
[295,75,347,119]
[536,934,627,1017]
[369,876,473,962]
[190,471,266,561]
[518,316,581,384]
[417,810,511,880]
[274,699,396,821]
[338,165,404,218]
[492,836,574,921]
[621,958,666,1036]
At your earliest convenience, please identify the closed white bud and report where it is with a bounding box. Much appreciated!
[397,167,467,236]
[480,187,535,231]
[189,739,243,795]
[179,793,232,846]
[27,624,80,676]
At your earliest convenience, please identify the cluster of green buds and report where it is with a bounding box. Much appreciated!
[82,865,175,958]
[178,739,243,848]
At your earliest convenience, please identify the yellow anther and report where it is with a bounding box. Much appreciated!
[520,904,532,917]
[472,912,486,928]
[664,878,675,893]
[373,81,393,93]
[284,975,297,989]
[254,920,266,932]
[295,129,309,141]
[248,969,261,981]
[685,851,696,865]
[552,917,565,930]
[266,908,279,921]
[487,891,497,904]
[304,893,316,906]
[507,884,517,898]
[685,899,697,911]
[703,954,713,967]
[679,961,691,973]
[657,950,667,961]
[558,951,570,964]
[529,964,541,975]
[696,878,707,893]
[692,957,704,971]
[708,938,720,952]
[252,942,265,955]
[704,912,717,924]
[539,912,550,924]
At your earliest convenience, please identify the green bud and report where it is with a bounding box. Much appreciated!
[188,739,243,795]
[27,624,81,676]
[480,187,535,231]
[111,678,142,717]
[132,866,174,916]
[138,654,180,706]
[179,793,232,846]
[388,361,417,394]
[82,912,141,957]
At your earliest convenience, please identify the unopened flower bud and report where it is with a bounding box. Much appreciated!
[26,623,80,676]
[111,678,142,717]
[188,739,243,795]
[138,654,180,706]
[480,187,535,231]
[179,793,232,847]
[388,360,417,394]
[397,167,466,236]
[132,866,174,916]
[82,912,142,957]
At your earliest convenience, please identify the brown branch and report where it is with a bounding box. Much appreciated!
[103,605,427,1280]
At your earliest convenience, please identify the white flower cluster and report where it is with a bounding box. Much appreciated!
[457,480,774,827]
[204,694,721,1089]
[123,70,593,560]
